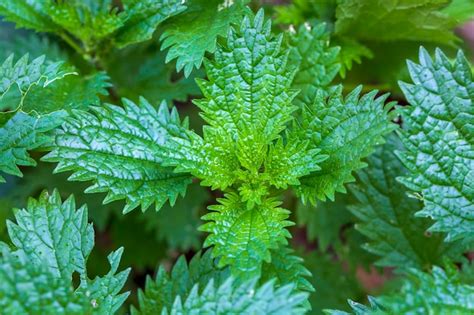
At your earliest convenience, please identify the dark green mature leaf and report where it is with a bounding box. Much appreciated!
[294,86,397,204]
[0,0,59,33]
[397,48,474,242]
[350,134,468,269]
[132,250,230,314]
[115,0,186,48]
[330,267,474,314]
[335,0,458,45]
[0,54,73,112]
[304,252,366,315]
[0,190,130,314]
[0,112,64,182]
[161,0,248,77]
[22,72,110,114]
[43,98,193,213]
[201,193,292,279]
[166,277,308,315]
[107,48,201,103]
[261,246,314,310]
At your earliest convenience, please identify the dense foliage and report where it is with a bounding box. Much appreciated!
[0,0,473,314]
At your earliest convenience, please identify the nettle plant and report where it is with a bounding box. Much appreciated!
[0,1,473,314]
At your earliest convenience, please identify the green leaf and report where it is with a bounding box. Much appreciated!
[261,246,314,310]
[0,0,59,32]
[294,86,397,204]
[166,277,308,315]
[0,54,73,113]
[173,9,322,203]
[0,33,68,62]
[160,0,248,77]
[0,190,130,314]
[335,0,459,45]
[194,9,295,145]
[43,98,193,213]
[379,267,474,314]
[265,135,324,190]
[107,48,201,103]
[132,250,230,314]
[332,267,474,314]
[349,134,469,269]
[46,0,124,45]
[21,72,110,114]
[287,22,340,100]
[200,193,293,279]
[397,48,474,242]
[333,37,373,78]
[0,112,65,182]
[115,0,186,48]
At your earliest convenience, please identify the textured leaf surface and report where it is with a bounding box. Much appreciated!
[261,246,313,310]
[173,10,325,204]
[287,22,340,100]
[397,48,474,241]
[350,134,468,269]
[166,278,308,315]
[201,193,292,278]
[0,54,72,112]
[295,86,396,204]
[161,0,248,77]
[43,98,193,213]
[132,250,230,314]
[0,190,130,314]
[116,0,186,48]
[0,112,64,182]
[330,267,474,314]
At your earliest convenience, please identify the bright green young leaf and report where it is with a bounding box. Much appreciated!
[43,98,193,213]
[294,86,397,204]
[115,0,186,48]
[349,134,468,269]
[45,0,124,46]
[200,193,292,279]
[132,250,230,314]
[160,0,248,77]
[397,48,474,242]
[167,277,308,315]
[0,190,130,314]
